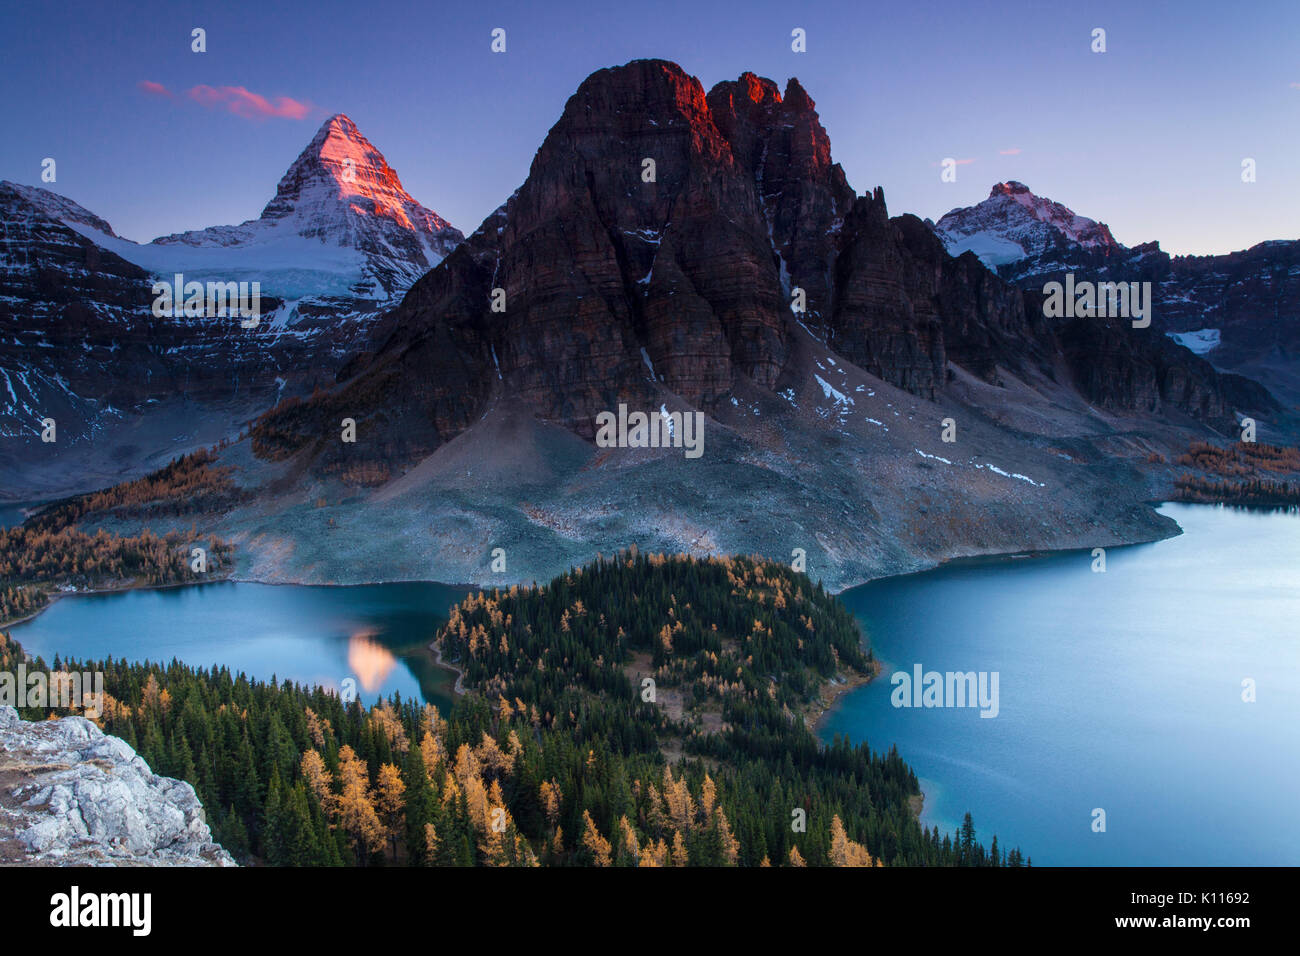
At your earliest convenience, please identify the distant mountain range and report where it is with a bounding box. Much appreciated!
[932,182,1300,406]
[2,60,1295,589]
[0,115,461,495]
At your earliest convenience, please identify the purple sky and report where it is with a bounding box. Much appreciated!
[2,0,1296,255]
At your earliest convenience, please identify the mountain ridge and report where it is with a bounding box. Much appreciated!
[0,116,463,499]
[163,58,1283,591]
[931,181,1300,407]
[4,59,1293,593]
[252,59,1268,473]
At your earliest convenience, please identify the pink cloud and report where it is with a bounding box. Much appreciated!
[999,147,1022,155]
[138,80,174,98]
[186,85,312,120]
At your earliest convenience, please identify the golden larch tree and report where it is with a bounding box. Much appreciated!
[671,831,689,867]
[581,810,612,866]
[619,815,640,863]
[829,814,875,867]
[300,749,334,813]
[335,745,385,862]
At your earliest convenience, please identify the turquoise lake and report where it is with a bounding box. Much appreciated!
[822,503,1300,865]
[8,502,1296,864]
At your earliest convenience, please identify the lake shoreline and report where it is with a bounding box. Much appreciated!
[1,574,477,631]
[0,576,236,631]
[214,521,1182,597]
[429,639,467,696]
[3,499,1194,633]
[806,516,1192,733]
[24,503,1299,634]
[809,661,879,734]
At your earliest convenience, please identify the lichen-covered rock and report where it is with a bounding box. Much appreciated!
[0,705,234,866]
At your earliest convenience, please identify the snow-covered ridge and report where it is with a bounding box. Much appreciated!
[933,181,1122,268]
[2,181,119,237]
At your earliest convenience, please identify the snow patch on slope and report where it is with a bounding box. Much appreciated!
[1166,328,1220,355]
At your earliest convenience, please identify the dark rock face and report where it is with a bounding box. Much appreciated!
[999,240,1298,411]
[829,204,1057,397]
[706,72,855,340]
[1159,242,1300,367]
[829,193,944,397]
[1059,316,1274,421]
[0,184,157,438]
[250,60,1278,473]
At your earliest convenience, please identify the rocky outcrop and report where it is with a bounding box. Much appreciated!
[0,705,234,866]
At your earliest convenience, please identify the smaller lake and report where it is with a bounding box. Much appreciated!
[9,581,469,711]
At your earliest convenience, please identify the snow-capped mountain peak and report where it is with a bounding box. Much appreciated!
[259,113,457,242]
[984,181,1120,249]
[141,113,462,298]
[934,181,1122,268]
